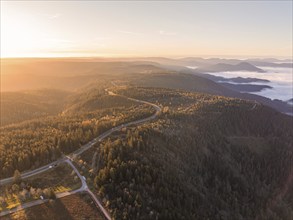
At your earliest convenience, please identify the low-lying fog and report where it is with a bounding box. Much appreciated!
[205,66,292,102]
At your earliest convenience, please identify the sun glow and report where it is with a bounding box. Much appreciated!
[1,1,292,58]
[1,6,44,57]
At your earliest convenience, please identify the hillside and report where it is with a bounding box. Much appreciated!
[91,87,293,220]
[1,59,164,91]
[198,75,270,84]
[1,1,292,219]
[0,89,71,126]
[1,80,292,219]
[0,86,155,178]
[1,58,291,115]
[196,62,265,73]
[126,70,292,114]
[127,71,236,97]
[219,83,272,92]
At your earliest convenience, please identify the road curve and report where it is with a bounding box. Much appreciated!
[0,158,111,219]
[0,86,161,219]
[0,88,161,186]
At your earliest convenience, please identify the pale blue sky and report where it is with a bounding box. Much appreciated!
[1,1,292,58]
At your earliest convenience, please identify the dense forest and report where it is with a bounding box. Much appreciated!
[1,81,292,219]
[1,89,70,126]
[0,87,155,178]
[88,87,293,220]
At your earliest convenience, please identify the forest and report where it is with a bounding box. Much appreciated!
[0,87,155,178]
[88,87,293,220]
[1,84,292,219]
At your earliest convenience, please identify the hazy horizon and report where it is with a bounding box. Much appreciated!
[1,2,293,219]
[1,1,292,58]
[1,55,292,60]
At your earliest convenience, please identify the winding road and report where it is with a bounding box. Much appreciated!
[0,85,161,219]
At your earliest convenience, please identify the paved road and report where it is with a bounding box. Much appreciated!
[0,89,161,186]
[0,159,111,219]
[62,159,112,220]
[0,159,85,217]
[0,86,161,219]
[0,160,66,186]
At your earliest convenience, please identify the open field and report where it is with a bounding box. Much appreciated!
[0,163,81,212]
[1,193,105,220]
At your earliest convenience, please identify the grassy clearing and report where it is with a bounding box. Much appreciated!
[0,163,81,212]
[25,163,82,192]
[2,193,105,220]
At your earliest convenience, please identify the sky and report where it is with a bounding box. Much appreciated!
[1,1,292,58]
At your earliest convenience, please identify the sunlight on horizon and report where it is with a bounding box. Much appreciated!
[1,1,292,58]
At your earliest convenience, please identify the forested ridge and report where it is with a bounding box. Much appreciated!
[1,89,70,126]
[89,87,293,220]
[0,87,155,178]
[1,84,292,219]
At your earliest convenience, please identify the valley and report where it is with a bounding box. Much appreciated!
[1,1,292,219]
[0,58,292,220]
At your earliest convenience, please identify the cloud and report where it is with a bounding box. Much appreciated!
[159,30,177,36]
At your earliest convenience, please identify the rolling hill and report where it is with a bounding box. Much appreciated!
[195,62,266,73]
[1,59,292,219]
[92,87,293,220]
[1,89,71,126]
[1,58,292,115]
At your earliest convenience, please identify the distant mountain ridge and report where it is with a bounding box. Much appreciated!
[196,62,266,73]
[198,74,270,84]
[219,83,272,92]
[119,57,293,68]
[2,58,292,115]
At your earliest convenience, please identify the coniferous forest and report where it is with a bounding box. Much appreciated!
[88,88,293,220]
[1,60,292,220]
